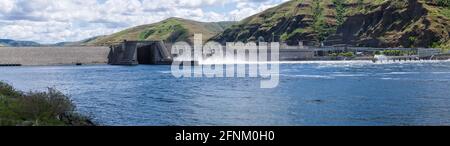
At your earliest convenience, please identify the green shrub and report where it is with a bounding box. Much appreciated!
[139,29,156,40]
[436,0,450,7]
[280,33,289,41]
[392,0,409,9]
[338,52,354,57]
[408,36,417,47]
[167,26,189,43]
[0,82,21,97]
[14,89,75,123]
[0,82,94,126]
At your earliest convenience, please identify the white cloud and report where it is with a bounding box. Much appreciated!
[0,0,16,13]
[0,0,286,43]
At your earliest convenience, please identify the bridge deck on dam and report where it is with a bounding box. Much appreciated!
[0,47,110,66]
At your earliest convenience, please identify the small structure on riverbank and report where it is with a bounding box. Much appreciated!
[286,44,448,62]
[371,48,450,63]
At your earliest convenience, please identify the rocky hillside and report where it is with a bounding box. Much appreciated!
[211,0,450,49]
[333,0,450,48]
[85,17,236,46]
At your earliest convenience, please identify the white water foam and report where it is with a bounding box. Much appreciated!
[174,53,450,66]
[280,74,335,79]
[383,72,421,75]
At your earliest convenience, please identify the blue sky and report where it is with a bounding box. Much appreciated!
[0,0,288,43]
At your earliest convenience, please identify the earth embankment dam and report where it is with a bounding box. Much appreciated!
[0,47,110,66]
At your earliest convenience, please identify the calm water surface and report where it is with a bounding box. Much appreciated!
[1,61,450,126]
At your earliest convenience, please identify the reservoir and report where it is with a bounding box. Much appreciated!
[1,61,450,126]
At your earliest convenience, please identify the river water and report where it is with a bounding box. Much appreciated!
[1,60,450,126]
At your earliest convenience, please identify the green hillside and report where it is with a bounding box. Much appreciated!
[211,0,450,49]
[86,17,236,46]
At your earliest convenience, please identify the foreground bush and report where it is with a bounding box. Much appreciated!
[0,82,95,126]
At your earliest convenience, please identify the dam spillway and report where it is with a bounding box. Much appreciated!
[108,40,173,65]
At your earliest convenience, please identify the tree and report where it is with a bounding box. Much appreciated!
[312,0,323,21]
[357,0,364,11]
[313,18,333,43]
[311,0,335,46]
[333,0,346,26]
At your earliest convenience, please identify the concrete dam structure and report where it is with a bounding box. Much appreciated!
[1,41,447,66]
[108,41,173,65]
[0,41,173,66]
[0,47,109,66]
